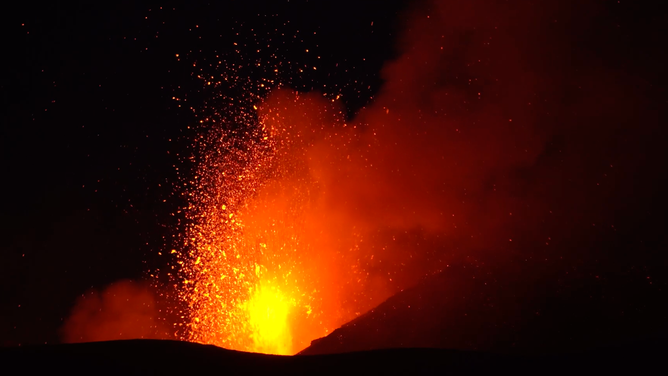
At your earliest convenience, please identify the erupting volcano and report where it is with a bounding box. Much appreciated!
[140,0,668,356]
[167,72,366,354]
[170,81,388,354]
[4,0,668,373]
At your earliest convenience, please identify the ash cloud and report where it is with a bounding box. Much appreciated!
[61,280,170,343]
[258,0,666,318]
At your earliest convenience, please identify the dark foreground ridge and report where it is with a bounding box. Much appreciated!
[0,338,665,375]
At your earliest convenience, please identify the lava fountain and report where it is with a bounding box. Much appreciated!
[171,83,365,355]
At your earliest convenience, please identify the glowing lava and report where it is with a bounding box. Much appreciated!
[165,42,393,354]
[170,85,348,355]
[243,283,292,355]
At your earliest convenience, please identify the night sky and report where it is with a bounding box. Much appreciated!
[2,0,668,349]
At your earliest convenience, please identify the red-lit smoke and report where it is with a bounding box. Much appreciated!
[247,0,661,326]
[61,280,169,343]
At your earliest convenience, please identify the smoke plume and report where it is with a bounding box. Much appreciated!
[254,0,665,323]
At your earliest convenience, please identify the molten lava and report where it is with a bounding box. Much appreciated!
[170,85,361,355]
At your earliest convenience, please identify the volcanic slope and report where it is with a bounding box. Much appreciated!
[300,264,668,355]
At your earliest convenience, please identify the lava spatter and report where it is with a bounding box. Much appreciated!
[169,54,348,353]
